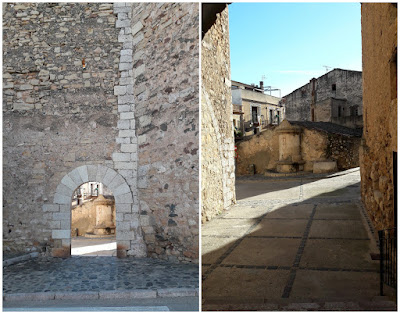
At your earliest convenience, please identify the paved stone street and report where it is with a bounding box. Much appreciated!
[202,168,396,311]
[3,256,198,302]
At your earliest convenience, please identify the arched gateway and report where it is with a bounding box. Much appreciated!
[43,164,146,258]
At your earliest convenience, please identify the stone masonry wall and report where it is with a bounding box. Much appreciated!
[236,125,360,175]
[201,6,236,222]
[122,3,199,263]
[3,3,121,254]
[3,3,199,263]
[360,3,397,230]
[284,69,363,125]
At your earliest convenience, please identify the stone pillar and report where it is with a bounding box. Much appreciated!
[276,121,305,173]
[93,195,115,235]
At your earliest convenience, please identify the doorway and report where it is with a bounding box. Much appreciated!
[70,182,117,256]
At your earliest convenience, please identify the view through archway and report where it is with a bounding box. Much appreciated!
[71,182,116,256]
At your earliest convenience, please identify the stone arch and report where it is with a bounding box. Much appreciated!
[44,164,146,258]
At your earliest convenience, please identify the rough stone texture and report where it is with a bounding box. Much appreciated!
[360,3,397,230]
[201,5,236,223]
[283,69,363,129]
[3,3,121,255]
[127,3,199,263]
[3,3,199,263]
[236,121,361,175]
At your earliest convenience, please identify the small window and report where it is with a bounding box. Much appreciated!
[338,106,341,117]
[332,84,336,91]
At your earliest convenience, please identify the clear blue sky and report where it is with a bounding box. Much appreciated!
[229,2,362,97]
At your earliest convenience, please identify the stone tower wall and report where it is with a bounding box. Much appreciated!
[3,2,199,263]
[201,6,236,222]
[360,3,397,230]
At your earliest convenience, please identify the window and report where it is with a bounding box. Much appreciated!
[332,84,336,91]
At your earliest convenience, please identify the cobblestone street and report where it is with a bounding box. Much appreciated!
[3,256,198,300]
[202,168,396,311]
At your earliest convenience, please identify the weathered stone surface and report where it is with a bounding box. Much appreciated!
[201,5,235,223]
[360,3,397,230]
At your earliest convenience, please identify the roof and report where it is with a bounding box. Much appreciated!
[288,120,363,137]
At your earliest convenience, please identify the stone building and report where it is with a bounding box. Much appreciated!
[3,3,199,263]
[232,80,283,137]
[360,3,397,231]
[201,4,236,222]
[236,120,361,176]
[283,68,363,129]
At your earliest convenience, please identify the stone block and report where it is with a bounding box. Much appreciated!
[49,220,61,229]
[52,229,70,239]
[120,55,132,63]
[114,85,126,96]
[119,62,133,71]
[114,162,133,170]
[102,168,118,186]
[76,165,89,183]
[61,175,76,191]
[132,33,144,46]
[108,173,126,190]
[115,192,133,204]
[53,193,71,205]
[87,165,98,182]
[116,19,130,28]
[121,144,137,153]
[120,49,133,56]
[157,288,198,297]
[120,112,135,120]
[117,230,136,240]
[118,203,133,213]
[119,130,136,138]
[131,21,143,37]
[55,291,99,300]
[4,292,55,301]
[43,204,59,212]
[116,137,131,144]
[112,152,131,162]
[68,168,84,186]
[113,183,131,196]
[53,212,70,220]
[118,94,133,105]
[55,183,73,197]
[96,165,109,184]
[118,104,131,112]
[117,119,130,129]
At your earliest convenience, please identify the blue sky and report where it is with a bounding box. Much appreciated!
[229,2,362,97]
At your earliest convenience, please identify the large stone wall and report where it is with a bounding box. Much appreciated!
[284,69,363,127]
[236,122,361,176]
[201,5,236,222]
[128,3,199,263]
[360,3,397,230]
[3,3,121,254]
[3,3,199,263]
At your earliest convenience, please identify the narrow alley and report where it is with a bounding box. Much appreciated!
[202,168,395,311]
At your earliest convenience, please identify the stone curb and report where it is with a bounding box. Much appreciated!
[3,288,198,301]
[3,252,39,267]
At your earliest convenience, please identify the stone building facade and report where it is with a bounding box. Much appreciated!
[3,3,199,263]
[232,80,283,137]
[201,4,236,222]
[236,120,361,176]
[360,3,397,231]
[283,68,363,129]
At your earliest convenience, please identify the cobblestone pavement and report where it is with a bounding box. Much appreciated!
[3,256,198,296]
[202,168,396,310]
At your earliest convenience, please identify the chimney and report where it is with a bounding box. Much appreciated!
[260,81,264,91]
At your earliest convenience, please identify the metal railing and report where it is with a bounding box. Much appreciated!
[379,228,397,295]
